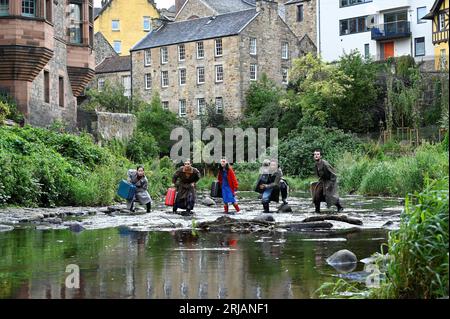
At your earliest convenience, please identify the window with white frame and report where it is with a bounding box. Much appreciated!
[97,78,105,92]
[215,97,223,114]
[161,47,168,64]
[179,99,186,117]
[143,16,152,31]
[113,41,121,54]
[250,64,257,81]
[197,98,206,115]
[215,65,224,82]
[364,43,370,59]
[179,68,186,85]
[197,67,205,84]
[250,37,257,55]
[0,0,9,16]
[282,67,289,84]
[197,41,204,59]
[145,73,152,90]
[416,7,427,24]
[122,75,131,97]
[215,38,223,57]
[112,19,120,31]
[22,0,35,17]
[161,71,169,87]
[178,44,186,61]
[162,101,169,110]
[414,37,425,57]
[439,12,446,31]
[282,42,289,59]
[144,49,152,66]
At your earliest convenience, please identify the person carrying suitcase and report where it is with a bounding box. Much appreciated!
[127,165,152,213]
[172,159,201,215]
[217,158,240,214]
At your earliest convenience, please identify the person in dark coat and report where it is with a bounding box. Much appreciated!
[127,166,152,213]
[172,159,201,215]
[255,159,282,213]
[311,149,344,213]
[217,158,240,214]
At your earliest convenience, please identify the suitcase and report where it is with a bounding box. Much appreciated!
[165,187,176,206]
[117,180,136,201]
[210,181,222,198]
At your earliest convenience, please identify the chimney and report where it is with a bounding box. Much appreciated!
[175,0,187,14]
[255,0,279,13]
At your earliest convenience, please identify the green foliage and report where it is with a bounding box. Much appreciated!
[279,126,362,177]
[0,94,24,124]
[84,81,145,113]
[136,92,181,155]
[0,100,10,124]
[315,279,368,299]
[126,131,159,164]
[373,177,449,298]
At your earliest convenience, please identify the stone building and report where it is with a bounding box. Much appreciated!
[284,0,317,53]
[95,55,132,97]
[0,0,95,129]
[131,0,303,119]
[94,31,118,66]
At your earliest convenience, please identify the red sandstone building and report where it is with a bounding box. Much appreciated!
[0,0,95,128]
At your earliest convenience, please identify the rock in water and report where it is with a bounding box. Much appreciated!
[68,223,85,233]
[0,225,14,232]
[201,197,216,206]
[277,203,292,213]
[326,249,357,265]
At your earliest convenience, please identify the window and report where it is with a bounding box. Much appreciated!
[215,65,224,82]
[197,67,205,84]
[297,4,303,22]
[112,20,120,31]
[69,3,83,44]
[364,43,370,59]
[58,76,64,107]
[122,75,131,97]
[113,41,121,54]
[339,16,369,35]
[98,78,105,92]
[161,71,169,87]
[179,68,186,85]
[250,64,257,81]
[178,44,186,61]
[215,38,223,57]
[143,16,152,31]
[162,101,169,111]
[161,47,168,64]
[439,13,446,31]
[197,98,206,115]
[197,41,204,59]
[44,71,50,103]
[282,42,289,59]
[250,37,257,55]
[340,0,372,8]
[144,49,151,66]
[215,97,223,114]
[179,99,186,117]
[22,0,35,17]
[417,7,427,24]
[0,0,8,16]
[414,37,425,57]
[282,67,289,84]
[145,73,152,90]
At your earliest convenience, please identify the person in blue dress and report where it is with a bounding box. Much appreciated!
[217,158,240,214]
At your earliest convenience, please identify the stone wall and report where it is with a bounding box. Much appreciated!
[96,112,136,142]
[285,0,316,49]
[94,32,118,66]
[175,0,215,21]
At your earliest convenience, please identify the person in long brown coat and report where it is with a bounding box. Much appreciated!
[311,149,344,213]
[172,159,201,215]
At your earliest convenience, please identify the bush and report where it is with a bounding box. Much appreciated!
[126,131,159,163]
[0,100,10,124]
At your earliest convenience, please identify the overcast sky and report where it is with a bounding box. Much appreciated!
[94,0,175,9]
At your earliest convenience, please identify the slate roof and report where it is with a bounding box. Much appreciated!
[202,0,254,13]
[96,55,131,74]
[132,9,259,51]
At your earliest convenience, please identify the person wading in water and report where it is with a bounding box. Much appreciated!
[172,159,201,215]
[127,166,152,213]
[217,158,240,214]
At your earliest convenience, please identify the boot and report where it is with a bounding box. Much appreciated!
[314,202,321,214]
[263,202,270,213]
[130,201,136,213]
[224,205,229,214]
[146,202,151,213]
[336,202,344,213]
[233,203,240,213]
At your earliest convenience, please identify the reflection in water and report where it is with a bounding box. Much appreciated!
[0,228,388,299]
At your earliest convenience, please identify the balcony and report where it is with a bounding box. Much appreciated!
[371,20,411,41]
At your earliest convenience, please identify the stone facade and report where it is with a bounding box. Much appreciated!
[96,112,136,142]
[132,1,304,120]
[285,0,317,50]
[94,32,118,66]
[95,70,132,91]
[175,0,214,21]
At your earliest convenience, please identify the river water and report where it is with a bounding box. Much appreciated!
[0,192,402,299]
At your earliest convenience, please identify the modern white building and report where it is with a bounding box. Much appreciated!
[317,0,435,65]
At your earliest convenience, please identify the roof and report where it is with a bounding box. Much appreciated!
[423,0,444,20]
[94,7,102,18]
[132,9,259,51]
[285,0,309,5]
[201,0,254,14]
[96,55,131,74]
